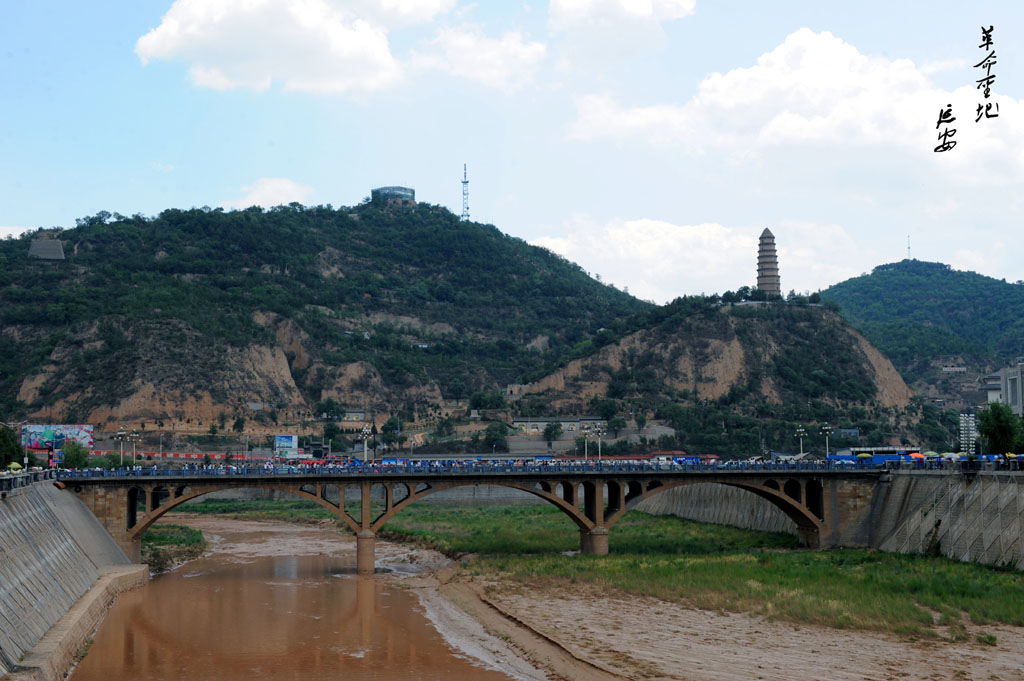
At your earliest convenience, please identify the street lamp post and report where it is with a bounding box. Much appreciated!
[821,424,832,459]
[2,420,29,471]
[795,425,806,457]
[596,428,605,463]
[115,426,127,467]
[130,430,140,466]
[361,425,371,463]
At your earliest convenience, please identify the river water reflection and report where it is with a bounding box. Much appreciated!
[70,519,519,681]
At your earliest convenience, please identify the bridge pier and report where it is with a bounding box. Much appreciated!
[356,530,376,575]
[796,525,821,549]
[580,527,609,555]
[119,537,142,563]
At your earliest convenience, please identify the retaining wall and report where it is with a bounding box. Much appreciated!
[877,471,1024,567]
[0,480,133,679]
[633,472,1024,569]
[635,483,799,535]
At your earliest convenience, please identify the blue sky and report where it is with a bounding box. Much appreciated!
[2,1,1022,302]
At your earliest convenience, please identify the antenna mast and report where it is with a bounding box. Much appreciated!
[907,234,911,260]
[461,164,470,221]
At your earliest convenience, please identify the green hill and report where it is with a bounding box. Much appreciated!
[820,260,1024,382]
[512,298,927,455]
[0,203,647,423]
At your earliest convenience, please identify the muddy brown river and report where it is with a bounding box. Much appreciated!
[69,518,522,681]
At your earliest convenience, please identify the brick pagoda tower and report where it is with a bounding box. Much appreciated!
[756,228,780,295]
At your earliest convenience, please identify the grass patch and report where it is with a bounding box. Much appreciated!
[141,523,208,572]
[380,504,798,556]
[75,638,93,662]
[142,523,205,548]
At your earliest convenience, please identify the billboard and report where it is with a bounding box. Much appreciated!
[22,424,94,450]
[274,435,298,451]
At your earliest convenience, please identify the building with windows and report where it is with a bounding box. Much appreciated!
[959,413,979,453]
[512,416,606,433]
[993,362,1024,416]
[370,186,415,206]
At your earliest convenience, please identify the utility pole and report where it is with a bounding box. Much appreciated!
[115,426,127,467]
[2,420,29,471]
[461,164,470,221]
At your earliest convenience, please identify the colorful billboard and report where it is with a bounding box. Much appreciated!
[274,435,298,451]
[22,424,94,450]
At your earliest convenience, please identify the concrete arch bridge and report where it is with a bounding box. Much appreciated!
[62,469,884,574]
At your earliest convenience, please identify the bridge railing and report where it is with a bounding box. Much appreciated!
[0,469,57,492]
[53,460,885,481]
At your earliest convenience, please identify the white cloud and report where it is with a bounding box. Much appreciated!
[222,178,315,209]
[136,0,402,94]
[533,216,755,302]
[0,226,33,239]
[920,58,967,75]
[568,28,1024,182]
[773,219,876,293]
[374,0,457,23]
[532,216,877,302]
[547,0,695,59]
[549,0,696,31]
[413,26,546,91]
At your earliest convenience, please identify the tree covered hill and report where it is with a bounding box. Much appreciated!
[0,203,647,425]
[820,260,1024,382]
[511,298,928,455]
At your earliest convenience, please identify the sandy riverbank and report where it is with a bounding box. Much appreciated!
[167,517,1024,681]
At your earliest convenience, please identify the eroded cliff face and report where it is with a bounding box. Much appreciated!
[11,305,910,433]
[14,316,308,430]
[12,311,449,432]
[513,306,911,414]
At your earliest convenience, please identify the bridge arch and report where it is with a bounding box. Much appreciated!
[125,483,362,540]
[602,478,825,547]
[371,480,596,533]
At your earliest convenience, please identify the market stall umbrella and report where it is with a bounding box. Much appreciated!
[856,452,872,458]
[6,461,22,469]
[909,452,925,459]
[923,451,940,458]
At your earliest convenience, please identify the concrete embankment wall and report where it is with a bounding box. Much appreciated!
[0,481,133,679]
[635,483,799,535]
[877,471,1024,567]
[631,472,1024,569]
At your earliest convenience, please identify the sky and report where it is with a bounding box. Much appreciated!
[2,1,1022,303]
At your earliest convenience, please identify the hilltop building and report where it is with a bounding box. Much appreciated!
[756,228,780,295]
[371,186,415,206]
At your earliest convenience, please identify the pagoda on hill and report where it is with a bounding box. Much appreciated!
[756,228,780,295]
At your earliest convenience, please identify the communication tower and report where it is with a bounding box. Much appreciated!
[461,164,470,221]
